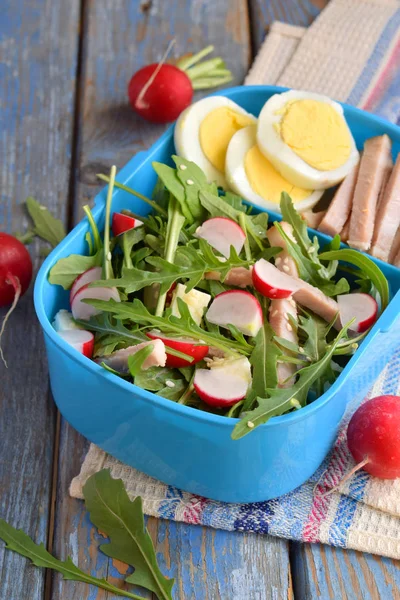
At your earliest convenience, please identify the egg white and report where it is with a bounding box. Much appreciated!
[225,125,323,213]
[174,96,257,188]
[256,90,360,190]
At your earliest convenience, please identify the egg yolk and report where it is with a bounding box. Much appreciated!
[278,99,352,171]
[244,145,312,204]
[200,107,255,173]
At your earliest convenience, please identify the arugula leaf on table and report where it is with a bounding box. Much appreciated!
[84,298,249,357]
[241,310,282,413]
[25,196,66,247]
[319,248,390,310]
[83,469,174,600]
[48,249,103,289]
[0,519,143,600]
[232,323,350,439]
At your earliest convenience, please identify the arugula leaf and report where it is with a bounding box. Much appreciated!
[127,345,154,377]
[0,519,143,599]
[232,323,350,439]
[242,311,281,413]
[172,155,209,222]
[84,298,249,357]
[273,337,300,354]
[83,205,102,253]
[83,470,174,600]
[25,196,66,247]
[78,314,148,357]
[135,366,185,391]
[119,227,146,268]
[48,249,102,289]
[298,313,329,362]
[157,379,187,401]
[318,249,390,309]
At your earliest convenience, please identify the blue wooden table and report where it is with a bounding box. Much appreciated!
[1,1,400,598]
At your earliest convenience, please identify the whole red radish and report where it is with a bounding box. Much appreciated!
[128,63,193,124]
[128,44,233,124]
[347,395,400,479]
[0,232,33,366]
[0,232,33,307]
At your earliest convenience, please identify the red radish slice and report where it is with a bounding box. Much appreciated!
[146,330,209,368]
[112,212,143,237]
[206,290,263,337]
[58,329,94,358]
[71,284,120,321]
[70,266,102,304]
[195,217,246,258]
[194,358,252,408]
[252,258,301,299]
[337,292,378,333]
[347,396,400,479]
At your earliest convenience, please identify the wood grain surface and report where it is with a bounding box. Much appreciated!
[0,0,80,599]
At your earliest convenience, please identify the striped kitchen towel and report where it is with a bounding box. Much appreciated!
[70,0,400,559]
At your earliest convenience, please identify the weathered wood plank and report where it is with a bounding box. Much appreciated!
[49,1,292,598]
[249,0,329,52]
[291,543,400,600]
[0,0,80,599]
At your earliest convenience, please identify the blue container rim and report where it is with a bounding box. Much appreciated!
[34,84,400,431]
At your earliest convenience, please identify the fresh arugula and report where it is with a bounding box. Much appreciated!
[232,323,350,439]
[135,366,186,391]
[119,226,146,269]
[0,520,147,600]
[127,345,155,377]
[83,204,103,253]
[84,298,250,357]
[25,196,66,247]
[48,249,103,289]
[97,173,167,216]
[83,470,174,600]
[319,248,390,310]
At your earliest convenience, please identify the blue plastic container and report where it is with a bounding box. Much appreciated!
[34,86,400,503]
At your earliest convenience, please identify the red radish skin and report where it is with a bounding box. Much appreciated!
[347,396,400,479]
[338,292,378,333]
[112,212,143,237]
[195,217,246,258]
[252,258,301,299]
[0,233,33,366]
[146,330,209,368]
[58,329,94,358]
[70,266,102,304]
[128,64,193,124]
[71,283,120,321]
[206,290,263,337]
[0,232,33,307]
[194,358,251,408]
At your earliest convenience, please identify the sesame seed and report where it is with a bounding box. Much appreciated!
[272,309,278,317]
[275,257,282,265]
[284,313,289,321]
[283,265,290,273]
[180,164,187,170]
[283,257,289,264]
[107,251,112,261]
[289,299,296,307]
[165,380,175,388]
[247,420,255,429]
[291,398,301,409]
[362,209,368,213]
[308,247,315,253]
[352,343,358,349]
[40,205,47,211]
[299,346,305,353]
[287,323,293,332]
[186,179,194,185]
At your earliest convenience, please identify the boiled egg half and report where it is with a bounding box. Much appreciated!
[225,125,323,212]
[257,91,360,190]
[174,96,257,187]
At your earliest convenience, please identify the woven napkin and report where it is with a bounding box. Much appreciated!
[70,0,400,558]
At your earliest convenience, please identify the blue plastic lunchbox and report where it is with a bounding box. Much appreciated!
[34,86,400,503]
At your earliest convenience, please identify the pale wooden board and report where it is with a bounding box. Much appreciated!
[0,0,80,598]
[48,1,292,599]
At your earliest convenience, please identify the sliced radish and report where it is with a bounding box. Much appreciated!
[146,330,209,368]
[70,266,102,304]
[112,212,143,237]
[206,290,263,337]
[58,329,94,358]
[338,292,378,333]
[252,258,301,299]
[195,217,246,258]
[194,357,252,408]
[53,309,81,332]
[71,283,120,321]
